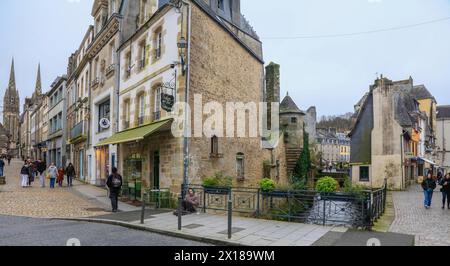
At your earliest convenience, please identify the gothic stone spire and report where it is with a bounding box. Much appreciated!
[35,63,42,94]
[8,58,16,90]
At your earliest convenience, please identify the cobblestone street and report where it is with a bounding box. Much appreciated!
[0,160,109,218]
[389,185,450,246]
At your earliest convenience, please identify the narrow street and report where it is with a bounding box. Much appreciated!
[389,185,450,246]
[0,159,209,246]
[0,159,109,218]
[0,215,208,246]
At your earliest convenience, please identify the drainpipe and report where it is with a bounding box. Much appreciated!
[180,0,192,198]
[115,13,124,174]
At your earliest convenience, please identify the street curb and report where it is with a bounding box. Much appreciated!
[53,217,244,247]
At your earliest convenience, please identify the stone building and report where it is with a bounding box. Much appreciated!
[19,64,44,160]
[3,59,20,157]
[316,128,350,169]
[350,76,437,190]
[66,26,94,182]
[436,105,450,173]
[87,0,143,186]
[47,76,67,168]
[95,0,300,197]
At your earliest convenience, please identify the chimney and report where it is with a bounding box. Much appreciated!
[265,62,280,130]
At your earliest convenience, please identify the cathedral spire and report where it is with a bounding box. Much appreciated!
[35,63,42,94]
[8,58,16,90]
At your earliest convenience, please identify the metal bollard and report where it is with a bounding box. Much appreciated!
[140,192,146,225]
[228,199,232,239]
[178,197,183,231]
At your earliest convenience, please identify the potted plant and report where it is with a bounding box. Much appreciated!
[202,172,232,195]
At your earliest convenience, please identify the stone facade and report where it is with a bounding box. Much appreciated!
[436,105,450,173]
[350,76,437,190]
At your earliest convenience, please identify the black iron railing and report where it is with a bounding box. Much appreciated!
[183,182,387,230]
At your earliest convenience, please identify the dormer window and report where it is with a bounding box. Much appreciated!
[140,0,149,23]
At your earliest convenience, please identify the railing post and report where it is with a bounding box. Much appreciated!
[178,196,183,231]
[256,188,260,218]
[228,197,232,240]
[322,197,326,226]
[203,188,206,213]
[140,192,146,224]
[288,191,292,222]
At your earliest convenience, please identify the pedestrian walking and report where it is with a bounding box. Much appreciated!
[47,163,58,189]
[106,167,122,213]
[28,161,36,186]
[65,163,75,187]
[422,172,437,209]
[7,155,11,166]
[57,167,64,187]
[439,173,450,210]
[0,158,5,177]
[20,160,32,188]
[37,160,46,188]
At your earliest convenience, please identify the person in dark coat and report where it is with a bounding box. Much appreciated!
[106,167,122,213]
[422,172,437,209]
[439,173,450,209]
[0,159,5,177]
[37,160,47,188]
[65,163,76,187]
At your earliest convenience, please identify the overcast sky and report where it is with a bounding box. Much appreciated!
[1,0,450,119]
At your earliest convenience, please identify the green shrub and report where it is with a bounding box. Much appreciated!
[202,172,232,188]
[316,176,339,193]
[260,178,276,193]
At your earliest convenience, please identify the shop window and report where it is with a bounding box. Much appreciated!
[359,166,369,182]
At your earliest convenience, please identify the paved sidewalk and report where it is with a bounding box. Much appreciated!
[389,185,450,246]
[71,180,140,213]
[69,211,341,246]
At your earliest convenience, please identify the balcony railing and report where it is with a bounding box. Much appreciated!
[139,59,146,70]
[153,111,161,121]
[106,64,115,78]
[91,77,100,89]
[71,121,84,140]
[123,121,130,130]
[138,116,144,126]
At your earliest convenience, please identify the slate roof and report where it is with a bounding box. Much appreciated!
[437,105,450,119]
[280,95,305,115]
[409,85,436,102]
[394,86,420,128]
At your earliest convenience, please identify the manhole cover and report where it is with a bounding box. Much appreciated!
[85,208,106,212]
[183,224,204,229]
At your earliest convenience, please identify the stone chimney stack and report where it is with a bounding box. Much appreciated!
[265,62,280,130]
[265,62,280,104]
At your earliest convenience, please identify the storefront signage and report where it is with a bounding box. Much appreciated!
[99,118,111,129]
[161,93,175,112]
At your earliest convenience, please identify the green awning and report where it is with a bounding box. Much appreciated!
[95,118,173,147]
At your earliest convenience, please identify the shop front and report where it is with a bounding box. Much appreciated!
[95,119,174,202]
[95,145,110,187]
